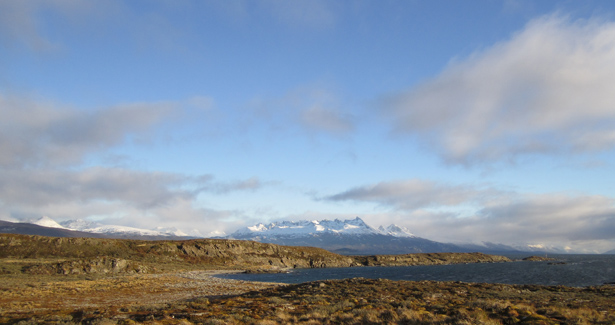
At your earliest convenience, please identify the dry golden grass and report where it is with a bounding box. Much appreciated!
[2,234,612,324]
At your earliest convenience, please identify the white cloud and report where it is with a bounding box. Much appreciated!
[325,179,500,210]
[326,180,615,252]
[0,165,268,236]
[0,94,176,167]
[381,15,615,165]
[0,92,269,235]
[0,167,196,209]
[0,165,267,215]
[446,193,615,253]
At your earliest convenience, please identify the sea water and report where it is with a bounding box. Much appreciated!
[217,254,615,287]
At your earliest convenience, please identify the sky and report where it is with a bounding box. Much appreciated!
[1,0,615,253]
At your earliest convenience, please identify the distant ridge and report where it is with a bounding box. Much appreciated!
[2,216,550,254]
[226,217,464,255]
[59,218,190,237]
[225,217,548,255]
[230,217,415,238]
[31,216,66,229]
[0,219,194,241]
[0,220,108,238]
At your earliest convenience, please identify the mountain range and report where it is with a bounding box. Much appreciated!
[225,217,517,255]
[0,216,196,240]
[0,216,589,254]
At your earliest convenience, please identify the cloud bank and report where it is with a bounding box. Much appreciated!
[327,179,615,253]
[382,15,615,165]
[326,179,500,210]
[0,95,175,168]
[0,94,266,236]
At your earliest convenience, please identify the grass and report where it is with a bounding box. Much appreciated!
[4,277,615,324]
[2,234,612,324]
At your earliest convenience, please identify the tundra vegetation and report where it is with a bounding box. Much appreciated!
[1,234,613,324]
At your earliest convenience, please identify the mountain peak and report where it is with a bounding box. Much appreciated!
[230,217,380,238]
[379,224,415,238]
[58,219,193,238]
[31,216,66,229]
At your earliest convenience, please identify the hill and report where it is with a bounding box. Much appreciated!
[0,233,510,275]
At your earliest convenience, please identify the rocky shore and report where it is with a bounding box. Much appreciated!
[0,234,510,275]
[4,234,610,324]
[2,272,614,324]
[354,252,510,267]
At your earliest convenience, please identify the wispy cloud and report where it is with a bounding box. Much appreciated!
[380,15,615,166]
[0,94,175,167]
[430,193,615,253]
[301,106,354,134]
[0,167,195,210]
[326,179,615,252]
[208,177,267,194]
[325,179,499,210]
[0,93,267,236]
[0,0,121,52]
[247,85,355,137]
[0,165,266,236]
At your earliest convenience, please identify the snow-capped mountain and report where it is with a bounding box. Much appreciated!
[231,217,417,239]
[31,216,66,229]
[60,219,100,231]
[7,216,197,239]
[153,226,189,237]
[232,217,381,237]
[378,224,415,238]
[59,219,191,237]
[227,217,464,255]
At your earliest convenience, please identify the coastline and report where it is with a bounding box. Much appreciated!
[2,235,612,323]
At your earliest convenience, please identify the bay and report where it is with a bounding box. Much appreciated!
[217,254,615,287]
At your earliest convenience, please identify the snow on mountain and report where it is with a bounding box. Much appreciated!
[153,226,189,237]
[228,217,468,255]
[378,224,415,238]
[57,218,192,237]
[84,225,165,236]
[31,216,67,229]
[230,217,381,238]
[205,230,227,238]
[60,219,101,230]
[231,217,420,239]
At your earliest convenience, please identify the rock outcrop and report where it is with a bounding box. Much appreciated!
[522,255,556,262]
[22,257,150,275]
[354,252,511,266]
[0,234,510,273]
[170,240,359,269]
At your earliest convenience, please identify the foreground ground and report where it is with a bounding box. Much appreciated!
[1,235,613,324]
[1,270,614,324]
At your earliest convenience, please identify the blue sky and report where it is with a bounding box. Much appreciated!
[2,0,615,253]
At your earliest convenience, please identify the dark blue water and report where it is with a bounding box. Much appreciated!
[218,255,615,287]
